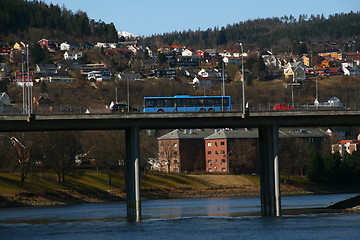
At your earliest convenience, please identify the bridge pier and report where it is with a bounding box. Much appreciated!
[258,125,281,216]
[125,127,141,222]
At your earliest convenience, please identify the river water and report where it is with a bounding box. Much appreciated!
[0,194,360,240]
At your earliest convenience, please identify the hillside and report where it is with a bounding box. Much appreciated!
[146,12,360,52]
[0,0,117,43]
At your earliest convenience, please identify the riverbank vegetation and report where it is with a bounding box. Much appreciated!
[0,172,359,208]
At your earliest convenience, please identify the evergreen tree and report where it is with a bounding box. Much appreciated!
[323,152,343,185]
[30,43,47,64]
[306,150,324,183]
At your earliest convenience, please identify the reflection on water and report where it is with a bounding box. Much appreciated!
[0,194,359,240]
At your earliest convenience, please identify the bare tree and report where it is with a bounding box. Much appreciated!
[159,140,177,172]
[42,131,82,184]
[82,130,125,185]
[229,139,258,174]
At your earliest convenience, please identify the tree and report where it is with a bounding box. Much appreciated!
[306,150,324,183]
[0,79,9,92]
[87,131,125,185]
[40,81,48,93]
[159,140,177,172]
[229,139,258,174]
[157,52,167,65]
[323,152,343,185]
[293,43,308,55]
[42,132,82,184]
[30,43,47,64]
[216,28,228,46]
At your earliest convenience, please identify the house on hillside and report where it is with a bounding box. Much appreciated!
[0,92,12,112]
[0,44,10,55]
[35,64,58,75]
[0,63,11,81]
[117,72,142,81]
[38,39,58,52]
[64,51,83,60]
[181,49,194,57]
[284,61,306,82]
[192,68,227,89]
[60,42,77,51]
[81,64,111,82]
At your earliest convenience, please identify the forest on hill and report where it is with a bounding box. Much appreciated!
[1,0,359,54]
[0,0,118,43]
[146,12,360,52]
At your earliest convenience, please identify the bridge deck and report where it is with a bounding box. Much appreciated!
[0,110,359,132]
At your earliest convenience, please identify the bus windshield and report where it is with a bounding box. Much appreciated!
[143,95,232,112]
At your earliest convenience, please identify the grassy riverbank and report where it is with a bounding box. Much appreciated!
[0,172,359,208]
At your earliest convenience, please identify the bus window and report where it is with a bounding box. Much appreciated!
[165,99,174,107]
[152,99,164,107]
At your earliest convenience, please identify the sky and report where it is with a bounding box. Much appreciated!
[42,0,359,37]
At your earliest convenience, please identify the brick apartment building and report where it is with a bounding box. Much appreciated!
[157,128,330,174]
[157,129,214,173]
[204,129,258,173]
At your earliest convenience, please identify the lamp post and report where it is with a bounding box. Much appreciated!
[222,58,226,111]
[26,44,31,117]
[240,43,245,115]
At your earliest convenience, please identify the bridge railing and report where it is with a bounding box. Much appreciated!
[0,103,359,115]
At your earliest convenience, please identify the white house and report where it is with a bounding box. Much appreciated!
[60,42,77,51]
[0,92,11,106]
[64,51,83,60]
[342,64,360,76]
[181,49,194,57]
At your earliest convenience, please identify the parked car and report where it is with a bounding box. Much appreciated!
[273,104,294,110]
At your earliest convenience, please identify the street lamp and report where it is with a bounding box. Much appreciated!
[222,58,226,111]
[240,43,245,115]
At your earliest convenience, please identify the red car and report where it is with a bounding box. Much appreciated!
[273,104,294,110]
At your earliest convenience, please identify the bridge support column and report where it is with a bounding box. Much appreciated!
[125,127,141,222]
[258,125,281,216]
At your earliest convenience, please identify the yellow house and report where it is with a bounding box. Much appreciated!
[302,55,310,66]
[284,62,306,82]
[13,42,26,50]
[318,51,343,60]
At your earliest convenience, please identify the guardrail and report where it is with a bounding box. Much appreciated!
[0,103,358,115]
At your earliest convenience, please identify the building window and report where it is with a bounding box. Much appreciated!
[221,150,225,155]
[221,142,225,146]
[208,151,212,155]
[222,168,226,172]
[222,159,226,163]
[208,160,212,165]
[208,168,212,172]
[174,151,178,156]
[207,142,211,147]
[174,143,178,148]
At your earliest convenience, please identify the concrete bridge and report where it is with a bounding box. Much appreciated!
[1,110,360,222]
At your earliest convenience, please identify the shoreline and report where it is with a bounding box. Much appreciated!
[0,185,356,209]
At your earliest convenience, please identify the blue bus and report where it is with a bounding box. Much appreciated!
[143,95,232,112]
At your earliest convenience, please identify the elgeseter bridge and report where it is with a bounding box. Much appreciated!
[1,110,360,222]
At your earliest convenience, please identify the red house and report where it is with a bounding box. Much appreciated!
[38,39,57,51]
[0,44,10,55]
